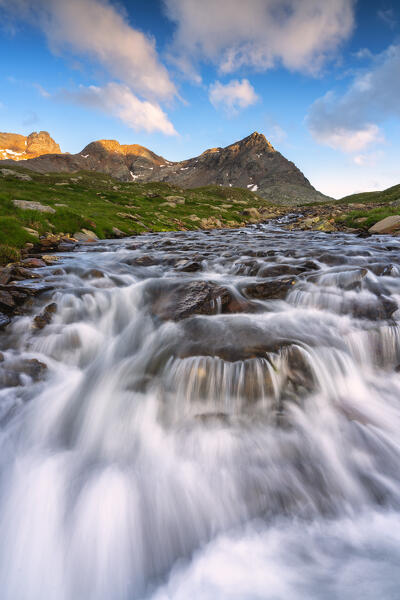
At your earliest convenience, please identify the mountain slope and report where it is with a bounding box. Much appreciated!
[0,131,331,205]
[340,183,400,205]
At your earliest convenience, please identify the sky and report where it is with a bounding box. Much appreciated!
[0,0,399,199]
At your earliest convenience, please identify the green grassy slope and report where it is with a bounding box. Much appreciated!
[340,183,400,205]
[0,166,277,263]
[336,183,400,230]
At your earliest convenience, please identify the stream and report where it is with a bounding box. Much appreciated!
[1,221,400,599]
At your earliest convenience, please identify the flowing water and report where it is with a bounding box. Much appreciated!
[1,221,400,599]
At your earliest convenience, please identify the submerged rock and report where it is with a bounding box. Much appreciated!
[33,302,57,330]
[149,280,245,321]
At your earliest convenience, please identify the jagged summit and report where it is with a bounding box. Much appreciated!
[0,131,61,161]
[0,130,331,205]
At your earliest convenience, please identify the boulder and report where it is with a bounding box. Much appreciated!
[73,229,98,242]
[21,258,46,269]
[243,278,297,300]
[13,200,55,213]
[369,216,400,234]
[150,281,234,321]
[1,168,32,181]
[242,207,261,219]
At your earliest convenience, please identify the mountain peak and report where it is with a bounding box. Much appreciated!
[0,130,60,161]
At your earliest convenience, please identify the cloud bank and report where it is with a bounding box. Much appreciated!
[0,0,178,134]
[164,0,355,77]
[60,83,177,135]
[307,44,400,154]
[209,79,259,115]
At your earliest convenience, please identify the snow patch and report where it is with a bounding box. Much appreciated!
[4,149,24,156]
[130,171,138,181]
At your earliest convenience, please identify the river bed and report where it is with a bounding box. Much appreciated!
[1,221,400,599]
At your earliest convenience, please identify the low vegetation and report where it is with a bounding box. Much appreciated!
[0,166,277,263]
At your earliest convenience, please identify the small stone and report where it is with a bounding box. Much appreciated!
[23,227,40,238]
[112,227,125,238]
[165,195,185,204]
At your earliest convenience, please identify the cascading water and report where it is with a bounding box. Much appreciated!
[1,222,400,599]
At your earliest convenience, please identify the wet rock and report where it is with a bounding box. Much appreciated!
[352,295,398,321]
[21,258,46,269]
[41,255,59,265]
[243,278,297,300]
[283,345,315,392]
[0,313,11,329]
[0,290,16,311]
[318,253,347,266]
[0,358,47,387]
[150,280,234,321]
[0,265,42,285]
[369,216,400,234]
[176,260,202,272]
[130,255,157,267]
[83,268,104,279]
[257,264,303,277]
[232,259,260,276]
[33,303,57,330]
[176,316,288,361]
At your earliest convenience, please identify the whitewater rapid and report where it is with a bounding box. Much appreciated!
[1,221,400,599]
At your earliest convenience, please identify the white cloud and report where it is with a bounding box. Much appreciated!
[268,124,287,145]
[209,79,259,114]
[310,118,383,153]
[164,0,355,76]
[378,8,397,28]
[0,0,176,102]
[353,150,384,167]
[59,83,177,135]
[307,44,400,153]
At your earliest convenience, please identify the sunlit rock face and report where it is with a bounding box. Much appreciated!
[0,131,331,205]
[0,131,61,161]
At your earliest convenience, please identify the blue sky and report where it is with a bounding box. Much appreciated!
[0,0,399,198]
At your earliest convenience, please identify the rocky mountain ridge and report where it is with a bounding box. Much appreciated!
[0,131,330,205]
[0,131,61,161]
